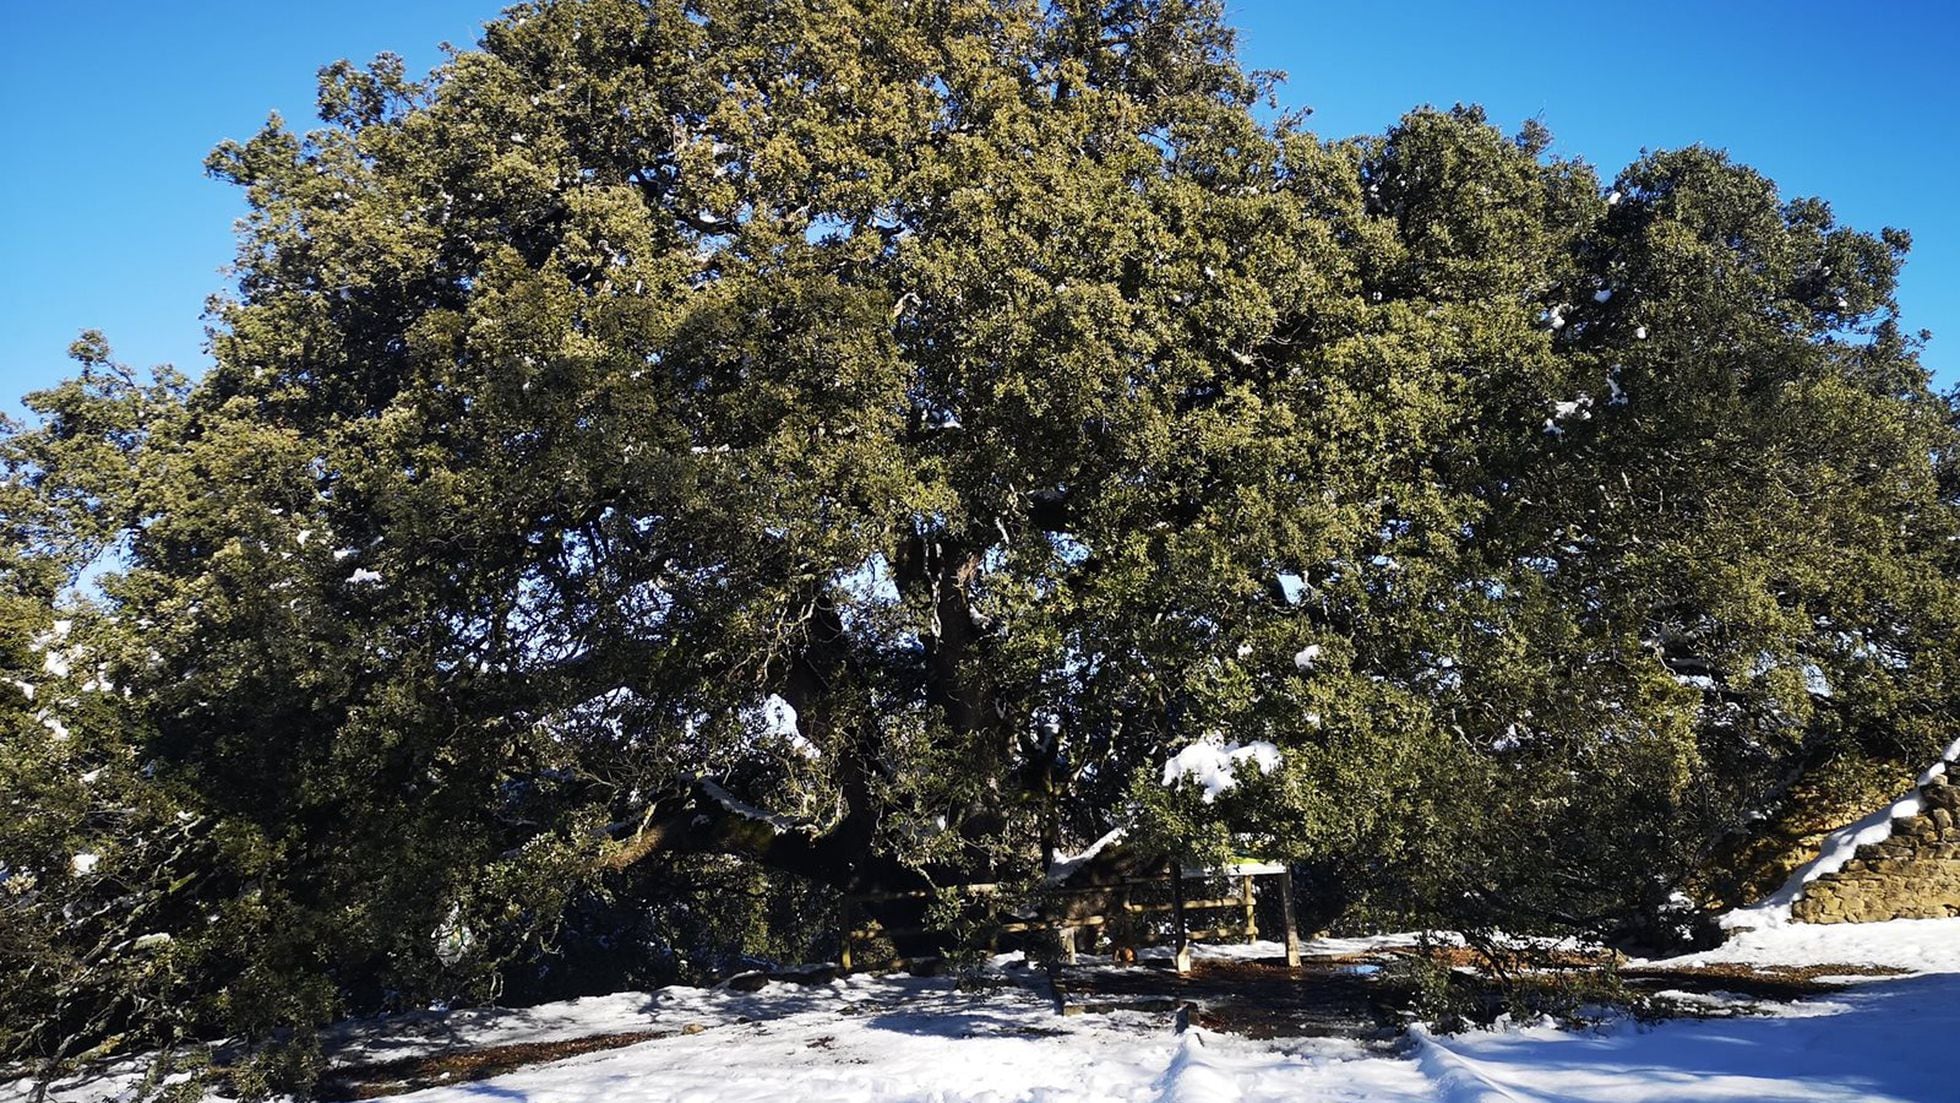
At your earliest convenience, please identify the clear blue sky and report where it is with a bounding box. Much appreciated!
[4,1,1957,415]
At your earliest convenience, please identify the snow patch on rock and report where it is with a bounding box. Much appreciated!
[1722,735,1960,930]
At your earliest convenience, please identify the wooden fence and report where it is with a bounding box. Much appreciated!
[839,860,1300,974]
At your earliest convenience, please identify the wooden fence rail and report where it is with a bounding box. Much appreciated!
[839,862,1300,975]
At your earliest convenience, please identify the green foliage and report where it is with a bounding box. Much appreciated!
[1384,936,1642,1034]
[219,1035,327,1103]
[3,0,1957,1073]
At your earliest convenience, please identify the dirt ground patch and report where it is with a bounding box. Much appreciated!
[1054,956,1406,1040]
[1053,949,1918,1038]
[1621,960,1911,1002]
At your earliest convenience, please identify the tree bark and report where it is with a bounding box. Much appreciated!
[601,774,930,895]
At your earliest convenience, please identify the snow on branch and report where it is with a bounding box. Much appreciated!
[697,778,814,836]
[1161,734,1282,803]
[1045,824,1128,884]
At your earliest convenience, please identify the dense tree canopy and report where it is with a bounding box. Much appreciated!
[5,0,1958,1075]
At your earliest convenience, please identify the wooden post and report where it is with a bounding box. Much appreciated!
[839,895,855,974]
[1171,867,1192,974]
[1239,872,1258,942]
[1117,884,1134,961]
[1278,868,1301,968]
[1061,924,1078,965]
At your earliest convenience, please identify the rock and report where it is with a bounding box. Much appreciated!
[1773,784,1960,926]
[774,963,844,985]
[719,970,772,992]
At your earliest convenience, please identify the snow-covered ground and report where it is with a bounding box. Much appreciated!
[8,921,1958,1103]
[1651,914,1960,974]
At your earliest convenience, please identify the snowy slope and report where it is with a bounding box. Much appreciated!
[359,957,1960,1103]
[362,985,1433,1103]
[1412,974,1958,1103]
[8,923,1958,1103]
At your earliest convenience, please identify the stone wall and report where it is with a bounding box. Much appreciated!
[1791,771,1960,924]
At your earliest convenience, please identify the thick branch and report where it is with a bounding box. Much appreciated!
[601,775,928,895]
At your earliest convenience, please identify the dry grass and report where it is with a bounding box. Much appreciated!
[1617,960,1913,1004]
[1627,961,1909,981]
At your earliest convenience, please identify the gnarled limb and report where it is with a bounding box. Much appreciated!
[600,774,930,895]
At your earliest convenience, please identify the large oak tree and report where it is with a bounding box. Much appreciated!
[5,0,1958,1069]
